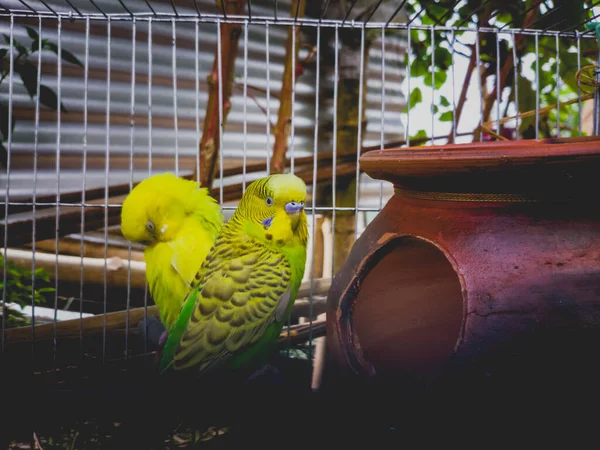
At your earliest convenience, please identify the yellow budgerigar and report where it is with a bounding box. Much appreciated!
[121,172,223,335]
[159,173,308,377]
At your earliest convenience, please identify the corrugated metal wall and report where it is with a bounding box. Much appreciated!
[1,0,407,211]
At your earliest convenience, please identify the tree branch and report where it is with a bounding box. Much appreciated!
[270,0,306,174]
[195,0,247,189]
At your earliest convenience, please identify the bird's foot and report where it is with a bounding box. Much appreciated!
[244,363,282,384]
[136,316,167,351]
[158,331,168,348]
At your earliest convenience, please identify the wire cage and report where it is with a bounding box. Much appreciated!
[1,0,600,447]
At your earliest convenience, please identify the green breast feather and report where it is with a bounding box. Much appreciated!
[159,231,305,375]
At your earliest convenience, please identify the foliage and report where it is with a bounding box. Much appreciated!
[403,0,599,144]
[0,25,83,166]
[0,253,54,328]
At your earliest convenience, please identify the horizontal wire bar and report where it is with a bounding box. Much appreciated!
[1,203,387,212]
[1,202,125,207]
[0,10,596,37]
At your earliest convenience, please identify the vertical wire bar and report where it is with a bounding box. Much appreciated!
[31,16,43,356]
[594,47,600,135]
[535,32,540,139]
[430,25,434,145]
[290,22,296,174]
[450,29,456,143]
[125,17,136,361]
[1,15,14,352]
[243,20,249,192]
[309,23,321,361]
[331,24,338,280]
[406,26,411,146]
[53,17,63,364]
[577,32,582,136]
[265,22,271,174]
[195,19,200,183]
[512,30,519,138]
[217,19,224,206]
[148,18,153,177]
[172,19,179,176]
[354,24,365,243]
[79,16,90,359]
[495,31,501,138]
[475,30,483,138]
[378,25,385,210]
[287,21,297,351]
[145,17,153,356]
[555,34,560,137]
[103,17,112,364]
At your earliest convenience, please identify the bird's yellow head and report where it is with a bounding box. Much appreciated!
[235,173,308,245]
[121,173,201,245]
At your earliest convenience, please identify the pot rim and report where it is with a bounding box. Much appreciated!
[359,137,600,197]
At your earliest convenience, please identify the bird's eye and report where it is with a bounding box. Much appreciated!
[266,197,274,206]
[146,221,155,233]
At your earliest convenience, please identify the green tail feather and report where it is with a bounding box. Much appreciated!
[158,288,198,373]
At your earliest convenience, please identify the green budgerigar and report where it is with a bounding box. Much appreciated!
[159,173,308,376]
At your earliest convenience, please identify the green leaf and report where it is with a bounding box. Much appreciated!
[407,87,422,110]
[15,60,38,99]
[3,34,27,56]
[423,67,447,89]
[440,95,450,107]
[37,287,55,294]
[42,39,84,68]
[410,56,429,78]
[39,84,68,113]
[410,129,429,146]
[25,26,39,42]
[434,46,452,71]
[440,111,454,122]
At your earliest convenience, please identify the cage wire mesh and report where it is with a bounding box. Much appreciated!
[0,0,599,396]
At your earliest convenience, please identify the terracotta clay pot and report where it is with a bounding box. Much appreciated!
[326,137,600,382]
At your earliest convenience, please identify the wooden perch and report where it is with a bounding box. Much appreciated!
[2,279,331,344]
[30,237,145,262]
[2,247,332,294]
[196,0,247,188]
[3,305,160,344]
[277,319,326,348]
[2,248,147,289]
[270,0,306,174]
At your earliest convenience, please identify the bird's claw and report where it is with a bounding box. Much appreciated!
[245,363,282,384]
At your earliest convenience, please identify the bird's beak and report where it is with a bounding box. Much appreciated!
[285,201,304,215]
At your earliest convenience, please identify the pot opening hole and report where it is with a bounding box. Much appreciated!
[353,236,464,377]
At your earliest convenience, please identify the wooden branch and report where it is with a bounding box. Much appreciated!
[2,248,147,289]
[3,279,331,344]
[277,319,327,348]
[3,304,160,344]
[270,0,306,174]
[290,296,327,319]
[0,194,127,248]
[446,44,477,144]
[196,0,247,188]
[480,5,541,131]
[30,238,145,262]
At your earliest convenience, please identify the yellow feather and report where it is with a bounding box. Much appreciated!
[121,173,223,330]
